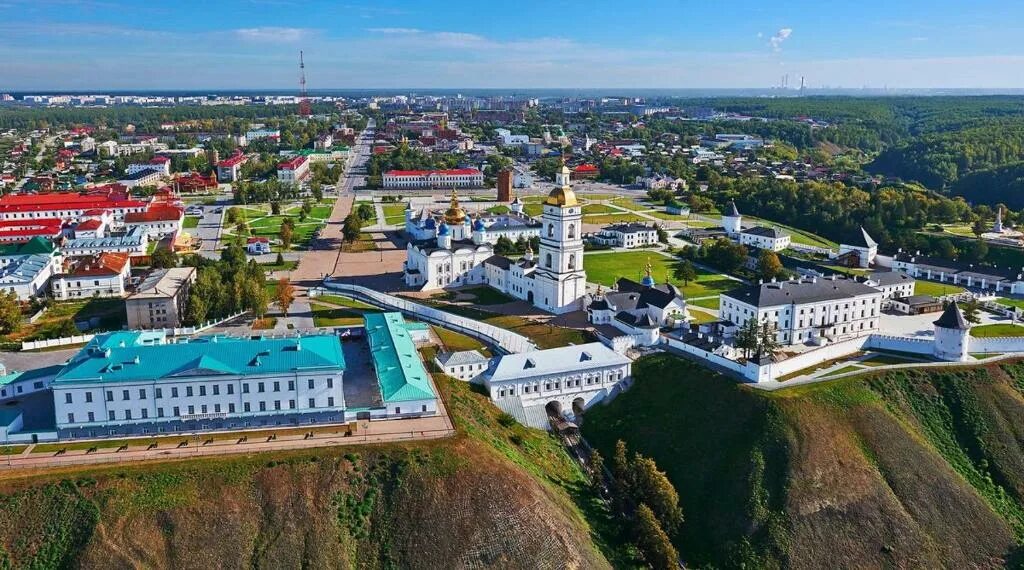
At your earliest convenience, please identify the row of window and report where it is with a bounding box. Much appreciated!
[496,372,624,398]
[64,378,335,404]
[67,396,339,424]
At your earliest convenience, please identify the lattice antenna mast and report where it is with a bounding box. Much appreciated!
[298,50,311,116]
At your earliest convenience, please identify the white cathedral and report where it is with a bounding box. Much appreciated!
[403,162,588,314]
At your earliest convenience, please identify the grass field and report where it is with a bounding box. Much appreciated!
[224,200,334,250]
[581,203,618,215]
[310,303,367,327]
[995,297,1024,310]
[690,296,720,309]
[584,213,646,224]
[583,251,737,297]
[969,323,1024,337]
[0,298,126,344]
[523,203,543,217]
[455,286,516,305]
[609,197,653,211]
[183,216,200,229]
[486,205,510,215]
[420,300,593,349]
[914,280,966,297]
[431,325,491,356]
[688,309,718,323]
[340,233,377,252]
[742,216,837,248]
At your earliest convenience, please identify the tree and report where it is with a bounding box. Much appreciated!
[634,504,680,570]
[221,243,247,267]
[0,291,21,335]
[342,213,362,243]
[656,224,669,244]
[310,181,323,201]
[612,439,631,493]
[185,294,209,326]
[757,320,782,358]
[961,298,982,324]
[357,202,375,222]
[966,239,989,262]
[936,239,958,259]
[588,449,606,495]
[631,454,684,533]
[673,260,697,286]
[242,278,268,318]
[275,278,295,316]
[972,218,987,237]
[151,247,178,269]
[271,200,282,215]
[280,224,294,250]
[735,318,759,359]
[756,249,784,282]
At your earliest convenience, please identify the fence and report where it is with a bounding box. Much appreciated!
[21,334,96,352]
[317,280,536,354]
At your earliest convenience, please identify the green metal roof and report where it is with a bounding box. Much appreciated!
[0,236,56,257]
[364,312,436,403]
[54,333,345,385]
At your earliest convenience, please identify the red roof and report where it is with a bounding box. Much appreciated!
[0,192,146,214]
[217,153,247,168]
[0,218,63,241]
[277,156,307,170]
[247,237,269,244]
[574,164,599,172]
[125,205,183,223]
[384,168,482,177]
[67,253,130,276]
[149,156,170,164]
[76,219,104,231]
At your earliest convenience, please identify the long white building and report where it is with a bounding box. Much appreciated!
[720,275,885,345]
[383,168,483,189]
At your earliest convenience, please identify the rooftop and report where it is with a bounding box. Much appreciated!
[130,267,195,300]
[364,312,436,403]
[488,342,630,384]
[55,332,345,385]
[723,276,882,308]
[384,168,481,177]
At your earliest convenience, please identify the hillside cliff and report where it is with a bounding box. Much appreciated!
[0,377,614,569]
[583,355,1024,569]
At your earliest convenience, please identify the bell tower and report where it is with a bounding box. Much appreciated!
[533,159,587,314]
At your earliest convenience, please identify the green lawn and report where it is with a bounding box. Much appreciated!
[860,354,920,367]
[418,300,593,350]
[432,325,491,356]
[610,197,654,211]
[995,297,1024,310]
[523,203,543,217]
[486,205,510,215]
[315,294,378,310]
[581,203,618,215]
[584,251,737,297]
[690,296,720,310]
[310,302,376,327]
[914,280,966,297]
[647,211,692,221]
[183,216,200,229]
[456,286,516,305]
[969,323,1024,338]
[688,309,718,324]
[223,200,334,250]
[742,216,836,248]
[584,213,646,224]
[382,203,407,219]
[259,259,298,272]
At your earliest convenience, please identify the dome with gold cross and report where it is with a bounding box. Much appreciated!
[545,158,578,207]
[443,189,467,223]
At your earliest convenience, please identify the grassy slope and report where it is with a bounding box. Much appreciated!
[0,376,616,569]
[583,354,1024,569]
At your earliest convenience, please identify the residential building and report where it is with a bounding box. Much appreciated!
[382,168,484,189]
[244,129,281,143]
[864,271,916,303]
[592,223,659,248]
[435,350,490,382]
[63,226,148,257]
[50,253,131,300]
[51,331,347,439]
[719,275,884,345]
[216,152,247,182]
[891,250,1024,294]
[0,237,62,299]
[118,169,164,189]
[125,267,196,329]
[0,219,64,243]
[125,156,171,177]
[485,343,631,429]
[277,156,310,184]
[364,312,439,418]
[738,226,791,252]
[124,205,183,239]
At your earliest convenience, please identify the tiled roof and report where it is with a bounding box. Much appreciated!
[384,168,481,177]
[125,205,182,223]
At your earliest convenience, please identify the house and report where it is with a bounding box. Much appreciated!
[485,343,632,429]
[118,168,164,189]
[738,226,791,252]
[125,267,197,329]
[63,226,149,257]
[216,152,247,182]
[126,156,170,177]
[124,205,184,239]
[247,237,271,255]
[0,237,62,299]
[277,156,310,185]
[864,271,916,304]
[434,350,490,382]
[890,295,943,315]
[665,200,690,216]
[571,164,600,180]
[836,227,878,268]
[719,275,884,346]
[50,253,131,300]
[592,223,660,249]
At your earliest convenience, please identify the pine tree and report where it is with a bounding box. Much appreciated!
[632,454,684,533]
[634,503,681,570]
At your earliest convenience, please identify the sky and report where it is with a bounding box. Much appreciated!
[2,0,1024,90]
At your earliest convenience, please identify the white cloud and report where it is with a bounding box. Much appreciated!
[769,28,792,52]
[234,27,313,43]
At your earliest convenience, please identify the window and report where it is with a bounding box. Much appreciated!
[108,410,115,421]
[187,405,195,415]
[327,378,333,389]
[67,413,75,424]
[259,402,266,412]
[547,224,554,238]
[227,384,234,395]
[85,391,93,403]
[273,381,280,392]
[274,401,281,410]
[199,385,206,396]
[289,400,296,409]
[186,386,193,397]
[65,393,72,404]
[229,403,236,413]
[309,398,316,408]
[327,397,335,407]
[568,223,575,239]
[122,389,130,401]
[568,254,575,270]
[545,253,552,268]
[88,411,95,422]
[139,388,146,399]
[215,403,222,413]
[395,407,401,415]
[288,380,295,391]
[244,402,251,412]
[173,406,180,416]
[213,384,220,395]
[258,382,265,393]
[125,410,132,420]
[172,387,179,398]
[242,383,249,394]
[308,378,315,389]
[155,388,162,399]
[141,409,148,419]
[157,408,164,418]
[201,404,208,414]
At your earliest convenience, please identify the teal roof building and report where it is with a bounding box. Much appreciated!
[364,312,437,403]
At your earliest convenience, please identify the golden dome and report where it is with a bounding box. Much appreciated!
[545,185,578,207]
[444,189,467,223]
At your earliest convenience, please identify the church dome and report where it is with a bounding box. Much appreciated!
[444,189,467,223]
[545,186,578,207]
[437,222,450,236]
[424,217,437,230]
[473,218,486,231]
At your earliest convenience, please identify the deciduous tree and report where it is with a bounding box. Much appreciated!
[275,278,295,316]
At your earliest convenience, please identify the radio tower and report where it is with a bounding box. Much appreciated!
[298,50,311,117]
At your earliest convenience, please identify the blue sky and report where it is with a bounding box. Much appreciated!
[2,0,1024,89]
